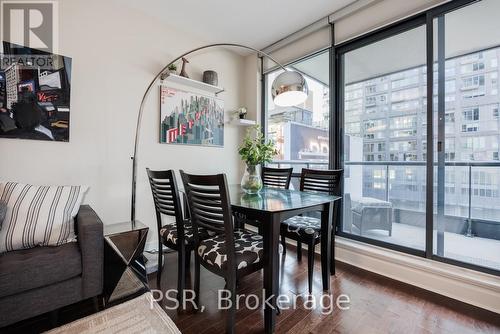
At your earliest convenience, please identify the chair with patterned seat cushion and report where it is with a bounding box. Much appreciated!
[147,169,203,301]
[180,171,264,334]
[280,168,343,293]
[159,222,211,245]
[198,229,264,271]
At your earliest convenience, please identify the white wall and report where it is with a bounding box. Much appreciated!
[0,0,247,246]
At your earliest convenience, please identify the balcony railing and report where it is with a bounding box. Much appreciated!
[270,159,500,237]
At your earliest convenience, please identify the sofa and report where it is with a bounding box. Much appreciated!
[0,205,104,327]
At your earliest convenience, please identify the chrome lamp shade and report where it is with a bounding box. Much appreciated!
[271,71,309,107]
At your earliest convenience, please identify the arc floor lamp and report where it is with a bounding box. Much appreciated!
[131,43,309,221]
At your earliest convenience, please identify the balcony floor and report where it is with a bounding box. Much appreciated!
[352,223,500,271]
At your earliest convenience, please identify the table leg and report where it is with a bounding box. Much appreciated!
[321,203,333,291]
[263,213,280,333]
[331,200,338,275]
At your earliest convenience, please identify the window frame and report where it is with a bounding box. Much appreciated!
[261,0,499,276]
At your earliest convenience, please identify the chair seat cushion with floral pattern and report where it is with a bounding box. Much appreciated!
[160,220,210,245]
[281,216,321,240]
[197,229,264,271]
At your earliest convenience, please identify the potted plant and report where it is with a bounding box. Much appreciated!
[237,107,248,119]
[238,125,278,194]
[167,63,177,74]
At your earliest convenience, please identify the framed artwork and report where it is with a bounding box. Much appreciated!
[0,42,72,142]
[160,86,224,147]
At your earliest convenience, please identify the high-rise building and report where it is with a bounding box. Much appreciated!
[344,47,500,221]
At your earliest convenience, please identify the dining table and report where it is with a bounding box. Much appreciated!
[227,185,341,334]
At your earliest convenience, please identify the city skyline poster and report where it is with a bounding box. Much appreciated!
[160,86,224,147]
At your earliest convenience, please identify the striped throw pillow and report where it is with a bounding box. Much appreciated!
[0,182,89,253]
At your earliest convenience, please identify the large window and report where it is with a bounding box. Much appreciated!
[337,0,500,273]
[432,0,500,271]
[263,0,500,275]
[264,51,330,179]
[340,23,427,251]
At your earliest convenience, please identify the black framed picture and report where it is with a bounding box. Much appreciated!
[0,42,72,142]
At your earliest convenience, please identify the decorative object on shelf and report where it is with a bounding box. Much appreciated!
[0,42,72,142]
[179,57,189,78]
[167,63,177,75]
[159,86,224,147]
[202,70,218,86]
[237,107,247,119]
[131,43,309,221]
[238,125,278,194]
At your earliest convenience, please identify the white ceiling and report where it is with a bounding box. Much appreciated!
[119,0,357,50]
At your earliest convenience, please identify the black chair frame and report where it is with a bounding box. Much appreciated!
[180,171,264,333]
[146,169,192,301]
[280,168,343,293]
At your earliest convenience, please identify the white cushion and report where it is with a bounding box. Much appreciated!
[0,182,88,253]
[351,196,392,214]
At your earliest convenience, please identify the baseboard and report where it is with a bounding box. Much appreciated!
[334,237,500,314]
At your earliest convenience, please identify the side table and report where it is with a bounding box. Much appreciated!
[103,220,149,307]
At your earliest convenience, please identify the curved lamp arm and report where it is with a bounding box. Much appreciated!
[131,43,288,221]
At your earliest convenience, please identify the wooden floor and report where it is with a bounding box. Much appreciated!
[3,247,499,334]
[155,247,500,334]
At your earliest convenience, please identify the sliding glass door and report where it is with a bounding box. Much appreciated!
[340,20,427,252]
[432,0,500,271]
[337,0,500,273]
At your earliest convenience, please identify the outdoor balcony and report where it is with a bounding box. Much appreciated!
[271,160,500,272]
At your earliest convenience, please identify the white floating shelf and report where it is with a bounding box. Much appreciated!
[161,73,225,95]
[234,118,256,126]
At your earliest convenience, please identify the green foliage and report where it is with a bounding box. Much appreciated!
[168,63,177,71]
[238,125,278,166]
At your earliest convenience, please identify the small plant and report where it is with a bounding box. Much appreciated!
[237,107,248,119]
[167,63,177,72]
[238,125,278,166]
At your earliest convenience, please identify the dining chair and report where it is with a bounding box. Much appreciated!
[146,169,210,302]
[237,166,293,232]
[262,166,293,189]
[180,171,265,333]
[280,168,343,293]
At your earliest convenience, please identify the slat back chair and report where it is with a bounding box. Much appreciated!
[146,169,189,293]
[180,170,265,333]
[281,168,343,293]
[262,166,293,189]
[180,172,233,239]
[300,168,343,196]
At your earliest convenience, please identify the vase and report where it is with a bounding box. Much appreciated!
[241,164,263,194]
[202,70,218,86]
